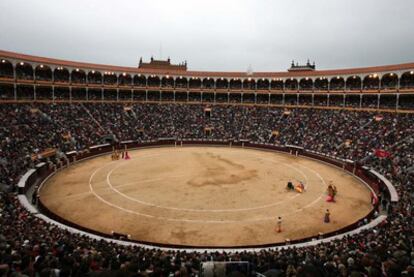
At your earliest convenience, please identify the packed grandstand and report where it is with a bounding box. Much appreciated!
[0,51,414,276]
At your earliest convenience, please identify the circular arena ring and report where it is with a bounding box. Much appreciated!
[34,141,378,249]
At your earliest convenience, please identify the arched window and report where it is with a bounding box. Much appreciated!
[189,77,201,88]
[35,65,52,81]
[88,71,103,84]
[400,71,414,89]
[133,74,146,87]
[257,78,270,90]
[16,62,34,80]
[314,77,328,90]
[0,59,13,78]
[243,78,256,90]
[54,67,70,82]
[345,76,361,90]
[381,73,398,89]
[230,78,242,89]
[299,78,313,90]
[147,75,161,87]
[175,76,188,88]
[216,78,228,89]
[285,78,298,90]
[118,73,132,86]
[329,77,345,90]
[71,69,87,83]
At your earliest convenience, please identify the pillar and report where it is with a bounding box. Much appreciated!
[13,64,17,100]
[378,77,381,91]
[14,83,17,100]
[377,94,380,109]
[397,76,400,92]
[13,64,16,80]
[396,93,399,110]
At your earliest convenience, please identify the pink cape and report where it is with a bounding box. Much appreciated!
[124,151,130,160]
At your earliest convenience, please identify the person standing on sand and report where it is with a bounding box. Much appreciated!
[276,216,282,232]
[324,209,330,223]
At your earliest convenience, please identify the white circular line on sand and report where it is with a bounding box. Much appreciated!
[88,149,328,222]
[104,150,310,212]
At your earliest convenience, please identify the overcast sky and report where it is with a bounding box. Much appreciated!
[1,0,413,72]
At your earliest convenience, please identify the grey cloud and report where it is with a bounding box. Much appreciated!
[0,0,413,72]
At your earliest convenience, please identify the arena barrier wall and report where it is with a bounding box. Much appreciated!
[18,140,396,251]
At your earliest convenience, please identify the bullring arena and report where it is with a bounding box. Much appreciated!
[3,1,414,274]
[39,146,372,247]
[0,49,412,274]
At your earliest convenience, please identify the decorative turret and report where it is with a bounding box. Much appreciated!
[138,57,187,71]
[288,59,316,72]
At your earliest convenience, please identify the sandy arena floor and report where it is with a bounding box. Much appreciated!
[39,146,372,247]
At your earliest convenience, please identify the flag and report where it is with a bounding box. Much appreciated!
[371,191,378,205]
[374,115,383,121]
[374,149,390,158]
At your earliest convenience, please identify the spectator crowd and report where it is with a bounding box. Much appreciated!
[0,103,413,276]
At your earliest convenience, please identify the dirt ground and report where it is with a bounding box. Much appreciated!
[39,146,372,247]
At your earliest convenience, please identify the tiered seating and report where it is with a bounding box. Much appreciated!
[0,103,413,275]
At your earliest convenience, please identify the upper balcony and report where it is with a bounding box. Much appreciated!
[1,51,414,94]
